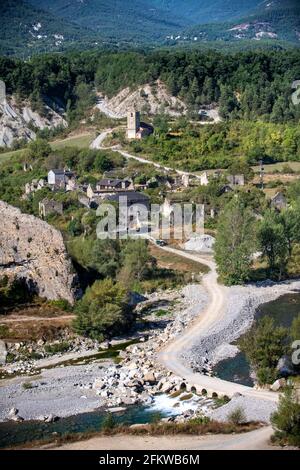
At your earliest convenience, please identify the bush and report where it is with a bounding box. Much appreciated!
[22,382,34,390]
[102,413,116,431]
[271,387,300,447]
[73,279,134,340]
[227,407,246,425]
[238,317,287,385]
[256,367,278,386]
[45,341,70,355]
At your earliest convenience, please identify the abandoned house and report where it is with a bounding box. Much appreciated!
[39,199,63,218]
[270,191,287,211]
[25,178,46,195]
[227,174,245,186]
[48,169,76,190]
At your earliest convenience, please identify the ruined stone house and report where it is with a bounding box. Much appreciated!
[39,198,63,218]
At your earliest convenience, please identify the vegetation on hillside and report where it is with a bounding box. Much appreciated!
[1,48,300,133]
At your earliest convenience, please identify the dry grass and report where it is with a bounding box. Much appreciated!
[50,132,95,150]
[150,245,209,275]
[5,421,262,450]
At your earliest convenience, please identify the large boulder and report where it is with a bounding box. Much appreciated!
[270,378,286,392]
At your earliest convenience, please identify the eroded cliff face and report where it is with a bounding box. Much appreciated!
[0,201,76,304]
[0,96,67,148]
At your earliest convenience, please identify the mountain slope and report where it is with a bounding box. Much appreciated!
[152,1,263,24]
[0,0,100,56]
[181,0,300,45]
[27,0,187,41]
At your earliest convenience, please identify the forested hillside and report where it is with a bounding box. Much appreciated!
[1,49,300,125]
[0,0,101,57]
[182,0,300,45]
[1,0,300,56]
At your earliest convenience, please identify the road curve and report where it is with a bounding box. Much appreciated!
[156,245,278,402]
[90,130,200,178]
[90,130,278,402]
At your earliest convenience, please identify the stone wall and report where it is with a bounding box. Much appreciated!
[0,201,76,304]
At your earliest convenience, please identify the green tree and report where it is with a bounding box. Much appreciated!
[258,211,289,279]
[239,317,288,385]
[27,138,51,159]
[214,198,257,285]
[118,240,155,287]
[73,279,133,340]
[271,387,300,447]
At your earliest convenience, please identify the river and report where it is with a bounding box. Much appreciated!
[214,293,300,386]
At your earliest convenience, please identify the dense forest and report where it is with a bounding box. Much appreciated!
[1,49,300,125]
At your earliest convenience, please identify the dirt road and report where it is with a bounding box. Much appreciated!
[54,426,279,450]
[156,245,278,402]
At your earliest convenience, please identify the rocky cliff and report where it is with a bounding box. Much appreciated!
[0,96,67,148]
[0,201,76,304]
[96,80,187,118]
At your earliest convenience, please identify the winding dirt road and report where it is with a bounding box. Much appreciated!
[90,131,279,402]
[157,244,278,402]
[90,130,201,178]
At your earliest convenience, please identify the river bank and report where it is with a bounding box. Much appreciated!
[182,279,300,374]
[0,283,208,424]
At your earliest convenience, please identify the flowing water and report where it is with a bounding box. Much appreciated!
[0,393,205,449]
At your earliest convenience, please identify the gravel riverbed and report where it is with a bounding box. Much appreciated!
[1,278,297,426]
[182,279,300,372]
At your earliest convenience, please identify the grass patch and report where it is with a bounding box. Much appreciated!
[0,148,24,165]
[214,396,231,408]
[155,309,169,318]
[150,245,209,275]
[0,324,10,339]
[50,133,95,151]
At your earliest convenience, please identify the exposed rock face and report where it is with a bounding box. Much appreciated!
[0,96,67,148]
[0,201,76,304]
[96,80,187,118]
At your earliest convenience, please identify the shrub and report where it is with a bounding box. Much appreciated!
[102,413,116,431]
[227,407,246,425]
[22,382,34,390]
[271,387,300,447]
[73,279,134,340]
[45,341,70,355]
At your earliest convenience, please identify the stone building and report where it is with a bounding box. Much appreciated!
[48,169,75,189]
[126,109,153,140]
[96,178,133,192]
[25,178,46,195]
[39,199,63,218]
[227,174,245,186]
[270,191,287,211]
